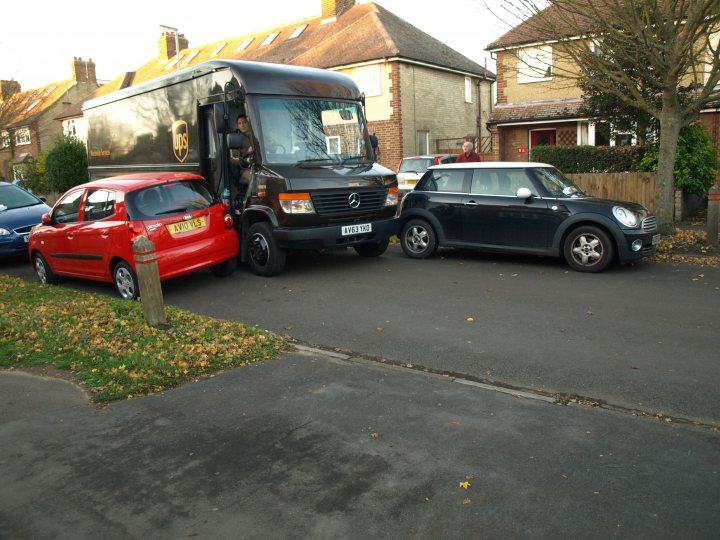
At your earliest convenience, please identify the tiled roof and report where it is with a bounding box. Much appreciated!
[2,80,77,127]
[488,98,584,124]
[119,2,493,87]
[486,4,598,50]
[60,2,494,121]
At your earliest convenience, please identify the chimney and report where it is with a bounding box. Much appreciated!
[158,32,189,60]
[321,0,355,21]
[0,80,21,101]
[71,57,97,85]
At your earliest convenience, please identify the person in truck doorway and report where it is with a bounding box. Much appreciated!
[230,114,256,202]
[456,140,481,163]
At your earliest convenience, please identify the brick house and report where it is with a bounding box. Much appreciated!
[484,5,720,167]
[0,58,99,181]
[66,0,494,170]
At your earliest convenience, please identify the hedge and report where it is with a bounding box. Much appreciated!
[530,145,646,173]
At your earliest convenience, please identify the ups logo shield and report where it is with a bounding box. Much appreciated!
[172,120,189,163]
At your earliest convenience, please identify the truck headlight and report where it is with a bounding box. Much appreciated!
[612,206,638,227]
[384,187,399,207]
[279,193,315,214]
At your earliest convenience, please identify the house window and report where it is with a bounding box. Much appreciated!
[211,42,227,57]
[326,136,341,154]
[465,77,473,103]
[63,119,77,137]
[353,65,381,97]
[262,32,279,46]
[15,127,31,146]
[417,131,430,155]
[183,50,199,66]
[0,130,9,148]
[518,45,553,83]
[287,25,307,40]
[594,122,611,146]
[236,38,254,52]
[530,129,556,149]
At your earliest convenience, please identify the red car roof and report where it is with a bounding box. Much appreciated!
[73,173,206,193]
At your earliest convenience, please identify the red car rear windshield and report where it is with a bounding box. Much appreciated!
[126,180,215,220]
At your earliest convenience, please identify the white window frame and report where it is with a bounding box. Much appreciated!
[14,126,31,146]
[262,32,279,46]
[326,136,341,154]
[417,130,430,155]
[0,130,9,149]
[287,25,307,40]
[464,77,473,103]
[518,45,553,83]
[353,65,382,97]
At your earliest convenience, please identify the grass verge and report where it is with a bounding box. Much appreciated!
[0,275,288,402]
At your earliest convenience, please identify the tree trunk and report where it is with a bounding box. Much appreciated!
[655,103,682,234]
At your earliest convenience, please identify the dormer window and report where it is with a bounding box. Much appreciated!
[518,45,553,83]
[287,25,307,40]
[262,32,279,46]
[236,38,254,52]
[212,42,227,57]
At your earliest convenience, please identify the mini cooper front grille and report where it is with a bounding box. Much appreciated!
[642,216,657,231]
[311,189,387,216]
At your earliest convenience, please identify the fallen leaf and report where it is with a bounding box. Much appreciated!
[458,481,471,489]
[462,498,472,505]
[466,317,474,322]
[369,432,379,439]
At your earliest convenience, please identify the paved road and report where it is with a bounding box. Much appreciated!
[2,351,719,539]
[4,246,719,426]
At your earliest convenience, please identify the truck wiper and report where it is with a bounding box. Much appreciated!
[297,158,334,166]
[341,156,370,166]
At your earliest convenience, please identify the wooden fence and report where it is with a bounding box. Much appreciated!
[567,172,657,212]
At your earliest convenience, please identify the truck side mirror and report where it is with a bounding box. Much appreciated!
[369,134,378,149]
[227,133,243,149]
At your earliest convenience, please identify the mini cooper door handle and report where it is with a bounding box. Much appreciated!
[464,200,480,206]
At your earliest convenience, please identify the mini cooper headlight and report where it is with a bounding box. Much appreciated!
[0,228,11,236]
[612,206,639,227]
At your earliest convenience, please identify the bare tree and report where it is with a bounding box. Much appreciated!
[485,0,720,232]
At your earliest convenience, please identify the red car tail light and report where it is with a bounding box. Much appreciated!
[433,156,441,165]
[396,159,402,173]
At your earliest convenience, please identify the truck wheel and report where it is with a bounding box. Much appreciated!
[354,238,389,257]
[247,222,286,277]
[209,256,237,277]
[33,252,58,285]
[563,226,615,273]
[113,261,139,300]
[400,219,437,259]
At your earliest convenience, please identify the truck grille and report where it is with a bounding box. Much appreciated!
[311,189,387,216]
[642,216,657,232]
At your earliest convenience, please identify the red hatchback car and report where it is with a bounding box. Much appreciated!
[28,173,239,299]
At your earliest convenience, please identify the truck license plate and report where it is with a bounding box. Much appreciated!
[341,223,372,236]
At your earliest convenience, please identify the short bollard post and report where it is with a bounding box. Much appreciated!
[707,186,720,248]
[132,236,168,328]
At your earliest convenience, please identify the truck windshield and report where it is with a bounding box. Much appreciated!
[256,97,371,166]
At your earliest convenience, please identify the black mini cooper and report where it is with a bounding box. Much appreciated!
[398,162,659,272]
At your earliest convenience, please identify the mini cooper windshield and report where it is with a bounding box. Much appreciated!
[257,97,372,166]
[533,167,586,198]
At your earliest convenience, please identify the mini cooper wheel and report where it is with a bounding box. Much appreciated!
[247,222,286,277]
[113,261,139,300]
[563,226,615,273]
[33,252,58,285]
[400,219,437,259]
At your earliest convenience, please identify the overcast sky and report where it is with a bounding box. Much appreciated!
[1,0,516,90]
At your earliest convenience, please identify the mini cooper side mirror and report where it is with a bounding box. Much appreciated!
[41,213,52,225]
[516,187,533,200]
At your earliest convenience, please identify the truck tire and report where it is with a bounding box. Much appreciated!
[353,238,389,257]
[563,225,615,273]
[247,222,286,277]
